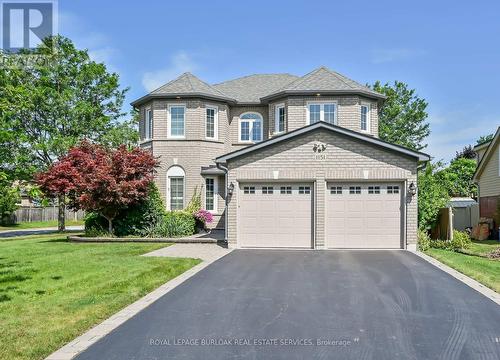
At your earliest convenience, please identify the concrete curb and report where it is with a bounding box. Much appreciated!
[45,249,233,360]
[412,250,500,306]
[68,235,219,244]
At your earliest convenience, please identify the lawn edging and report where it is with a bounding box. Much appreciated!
[45,247,232,360]
[68,234,219,244]
[411,250,500,306]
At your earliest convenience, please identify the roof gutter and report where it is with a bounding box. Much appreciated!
[130,93,237,108]
[259,89,387,103]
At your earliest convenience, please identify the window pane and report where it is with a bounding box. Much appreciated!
[309,104,321,123]
[262,186,274,194]
[330,186,342,194]
[170,177,184,210]
[206,108,215,138]
[243,186,255,194]
[278,107,285,132]
[361,105,368,131]
[146,109,152,139]
[170,107,185,136]
[324,104,335,124]
[252,120,262,142]
[349,186,361,194]
[280,186,292,194]
[205,178,214,210]
[241,121,250,141]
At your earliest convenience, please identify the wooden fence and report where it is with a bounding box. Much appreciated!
[11,207,85,223]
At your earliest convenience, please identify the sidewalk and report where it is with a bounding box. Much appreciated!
[0,226,84,238]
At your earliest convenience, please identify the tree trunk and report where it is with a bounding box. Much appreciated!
[58,194,65,232]
[107,218,113,235]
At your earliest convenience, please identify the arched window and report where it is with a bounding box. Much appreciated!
[239,112,263,143]
[167,166,185,210]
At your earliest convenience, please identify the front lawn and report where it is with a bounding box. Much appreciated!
[0,233,200,360]
[425,240,500,293]
[0,219,84,231]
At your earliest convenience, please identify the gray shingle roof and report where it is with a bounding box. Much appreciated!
[151,72,232,99]
[131,67,385,106]
[212,74,299,103]
[261,66,384,100]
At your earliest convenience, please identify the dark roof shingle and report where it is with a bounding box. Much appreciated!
[131,67,385,106]
[212,74,299,103]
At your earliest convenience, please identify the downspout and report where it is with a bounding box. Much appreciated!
[216,161,229,243]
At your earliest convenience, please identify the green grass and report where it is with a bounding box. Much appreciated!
[0,219,84,231]
[0,233,200,360]
[425,240,500,293]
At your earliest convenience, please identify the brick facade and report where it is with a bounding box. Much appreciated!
[137,91,419,243]
[224,129,418,248]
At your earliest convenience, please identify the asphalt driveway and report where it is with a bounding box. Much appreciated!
[75,250,500,360]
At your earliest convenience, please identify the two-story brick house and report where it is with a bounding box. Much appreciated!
[131,66,429,250]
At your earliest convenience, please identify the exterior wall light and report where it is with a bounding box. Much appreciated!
[227,182,235,196]
[408,182,417,196]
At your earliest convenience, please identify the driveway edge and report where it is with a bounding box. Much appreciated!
[411,250,500,306]
[45,249,232,360]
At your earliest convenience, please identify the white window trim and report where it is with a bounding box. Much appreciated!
[360,102,371,133]
[306,101,338,125]
[205,105,219,141]
[204,177,218,213]
[166,166,185,211]
[167,104,186,139]
[145,108,152,140]
[274,103,285,134]
[238,112,263,143]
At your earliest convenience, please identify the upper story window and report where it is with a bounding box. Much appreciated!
[205,105,218,140]
[307,102,337,125]
[168,104,185,138]
[239,112,263,143]
[145,108,152,140]
[275,104,285,134]
[360,103,370,132]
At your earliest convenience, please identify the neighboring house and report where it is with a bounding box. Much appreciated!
[473,126,500,222]
[131,66,430,250]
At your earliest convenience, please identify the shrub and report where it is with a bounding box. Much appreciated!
[417,229,431,251]
[451,230,471,250]
[85,183,166,237]
[194,209,213,224]
[141,211,195,238]
[185,186,202,214]
[428,230,472,252]
[164,211,196,237]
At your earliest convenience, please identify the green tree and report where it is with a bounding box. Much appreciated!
[476,133,494,145]
[370,81,430,151]
[0,173,20,225]
[454,144,476,161]
[0,36,128,230]
[418,163,449,230]
[98,111,139,149]
[437,158,477,198]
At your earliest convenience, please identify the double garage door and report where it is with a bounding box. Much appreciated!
[238,182,403,249]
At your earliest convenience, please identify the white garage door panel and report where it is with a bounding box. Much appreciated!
[238,183,313,248]
[326,183,403,249]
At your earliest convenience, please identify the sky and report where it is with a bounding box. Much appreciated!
[58,0,500,162]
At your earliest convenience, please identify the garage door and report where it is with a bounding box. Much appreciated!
[238,183,313,248]
[326,183,403,249]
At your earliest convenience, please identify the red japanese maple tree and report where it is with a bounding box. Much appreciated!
[36,141,158,234]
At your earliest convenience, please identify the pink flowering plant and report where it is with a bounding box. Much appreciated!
[194,209,213,224]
